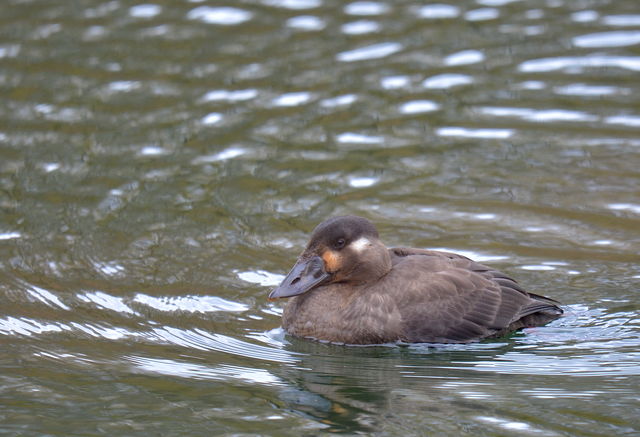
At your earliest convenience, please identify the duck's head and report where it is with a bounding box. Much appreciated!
[269,215,392,299]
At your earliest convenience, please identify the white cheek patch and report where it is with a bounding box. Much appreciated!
[350,237,371,253]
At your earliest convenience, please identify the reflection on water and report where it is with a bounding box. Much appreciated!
[2,0,640,435]
[127,356,286,386]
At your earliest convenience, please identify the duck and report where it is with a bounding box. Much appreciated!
[269,215,563,345]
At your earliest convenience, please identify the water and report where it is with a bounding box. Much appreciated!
[1,0,639,434]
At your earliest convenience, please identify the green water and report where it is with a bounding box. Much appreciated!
[1,0,639,435]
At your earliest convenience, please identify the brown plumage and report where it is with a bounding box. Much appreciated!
[269,215,563,345]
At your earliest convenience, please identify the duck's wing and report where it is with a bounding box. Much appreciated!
[389,248,562,343]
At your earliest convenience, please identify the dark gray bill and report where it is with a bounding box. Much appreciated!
[269,255,330,299]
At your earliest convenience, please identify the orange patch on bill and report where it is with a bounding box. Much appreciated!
[322,250,341,272]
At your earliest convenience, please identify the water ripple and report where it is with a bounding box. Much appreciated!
[465,8,500,21]
[381,75,409,89]
[422,73,473,89]
[479,106,598,123]
[129,4,162,19]
[602,14,640,27]
[238,270,285,287]
[134,293,248,313]
[341,20,380,35]
[571,10,599,23]
[345,2,390,16]
[460,350,640,376]
[107,81,141,93]
[415,4,460,20]
[320,94,357,107]
[475,416,550,435]
[477,0,519,5]
[201,112,223,125]
[518,55,640,72]
[186,6,253,25]
[605,114,640,127]
[608,203,640,214]
[69,321,135,340]
[348,176,378,188]
[0,316,67,336]
[127,355,285,385]
[286,15,326,31]
[436,127,513,139]
[336,42,402,62]
[0,232,21,240]
[398,100,440,114]
[263,0,322,10]
[191,147,245,164]
[553,83,627,96]
[444,50,485,66]
[573,30,640,48]
[0,45,20,58]
[200,89,258,102]
[336,132,384,144]
[272,92,314,107]
[24,284,70,311]
[151,327,300,363]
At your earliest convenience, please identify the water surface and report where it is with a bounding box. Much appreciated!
[1,0,639,435]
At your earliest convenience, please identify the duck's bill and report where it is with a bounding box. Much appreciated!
[269,256,330,299]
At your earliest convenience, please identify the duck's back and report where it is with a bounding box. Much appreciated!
[387,248,563,343]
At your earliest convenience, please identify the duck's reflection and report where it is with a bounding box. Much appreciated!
[275,337,518,433]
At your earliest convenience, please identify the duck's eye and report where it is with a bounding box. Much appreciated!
[334,238,346,249]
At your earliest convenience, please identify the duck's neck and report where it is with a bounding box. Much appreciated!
[348,242,393,286]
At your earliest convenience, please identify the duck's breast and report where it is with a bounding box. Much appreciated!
[282,283,402,344]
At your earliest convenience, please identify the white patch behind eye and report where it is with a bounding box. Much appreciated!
[350,237,371,252]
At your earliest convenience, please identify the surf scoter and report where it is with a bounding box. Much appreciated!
[269,215,563,344]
